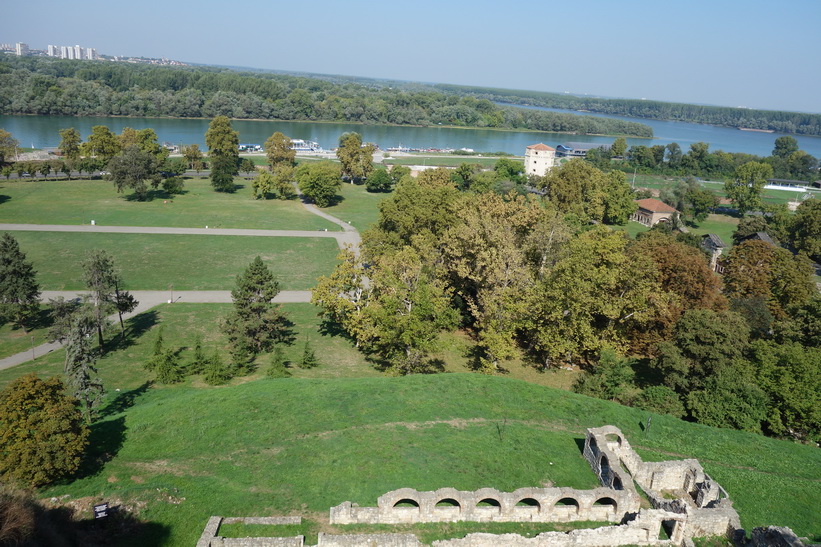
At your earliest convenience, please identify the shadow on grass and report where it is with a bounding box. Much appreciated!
[573,437,586,454]
[75,416,127,480]
[1,306,54,332]
[318,318,356,342]
[124,188,189,202]
[74,509,172,547]
[99,381,153,419]
[0,194,9,205]
[105,310,159,354]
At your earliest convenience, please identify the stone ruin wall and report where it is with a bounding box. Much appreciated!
[431,509,686,547]
[330,485,639,525]
[584,426,740,540]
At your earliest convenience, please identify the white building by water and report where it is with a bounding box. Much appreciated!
[524,143,557,177]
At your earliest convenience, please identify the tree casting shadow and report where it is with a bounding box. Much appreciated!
[99,381,153,419]
[75,416,127,481]
[105,310,158,353]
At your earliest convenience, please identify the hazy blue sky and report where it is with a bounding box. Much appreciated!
[3,0,819,113]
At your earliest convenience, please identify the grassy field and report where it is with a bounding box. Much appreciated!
[25,372,821,546]
[630,173,818,207]
[0,178,340,231]
[615,213,739,247]
[323,182,388,233]
[7,231,339,291]
[0,307,52,359]
[1,304,818,545]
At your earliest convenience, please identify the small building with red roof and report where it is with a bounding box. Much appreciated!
[525,143,556,177]
[631,198,678,227]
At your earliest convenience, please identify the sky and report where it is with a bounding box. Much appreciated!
[3,0,820,113]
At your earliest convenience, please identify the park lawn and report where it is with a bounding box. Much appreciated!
[0,178,340,231]
[24,374,818,546]
[7,231,339,291]
[323,182,388,233]
[0,307,52,359]
[684,214,740,247]
[613,214,738,248]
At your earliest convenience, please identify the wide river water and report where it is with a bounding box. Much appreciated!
[3,110,821,159]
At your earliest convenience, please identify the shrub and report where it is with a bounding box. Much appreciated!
[0,375,89,487]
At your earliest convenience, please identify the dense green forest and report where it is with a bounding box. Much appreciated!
[0,57,651,137]
[435,84,821,136]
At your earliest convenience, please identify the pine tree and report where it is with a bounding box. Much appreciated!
[299,335,320,369]
[0,233,41,331]
[224,256,289,358]
[154,349,183,384]
[63,312,104,423]
[188,333,207,374]
[266,346,291,378]
[204,350,232,386]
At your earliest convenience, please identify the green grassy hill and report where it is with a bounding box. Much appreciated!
[39,373,821,546]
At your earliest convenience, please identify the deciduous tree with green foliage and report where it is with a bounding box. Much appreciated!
[205,115,239,192]
[264,131,296,167]
[526,227,669,366]
[365,168,393,192]
[58,127,82,162]
[107,145,162,201]
[336,132,375,183]
[787,199,821,261]
[296,160,341,207]
[752,340,821,443]
[0,374,89,487]
[80,125,121,162]
[181,144,204,171]
[725,161,773,213]
[723,239,814,320]
[0,233,41,331]
[0,129,19,165]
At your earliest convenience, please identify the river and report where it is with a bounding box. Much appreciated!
[2,112,821,159]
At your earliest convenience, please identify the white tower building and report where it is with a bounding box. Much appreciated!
[524,143,557,177]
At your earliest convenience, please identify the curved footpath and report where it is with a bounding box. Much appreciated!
[0,192,361,370]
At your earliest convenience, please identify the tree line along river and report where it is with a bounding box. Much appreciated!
[3,109,821,159]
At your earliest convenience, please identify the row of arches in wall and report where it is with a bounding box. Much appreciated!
[392,497,619,513]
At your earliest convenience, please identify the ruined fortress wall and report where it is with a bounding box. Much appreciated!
[432,509,685,546]
[330,485,637,525]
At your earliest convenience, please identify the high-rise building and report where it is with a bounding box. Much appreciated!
[15,43,29,56]
[47,45,57,57]
[85,47,97,60]
[73,45,82,59]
